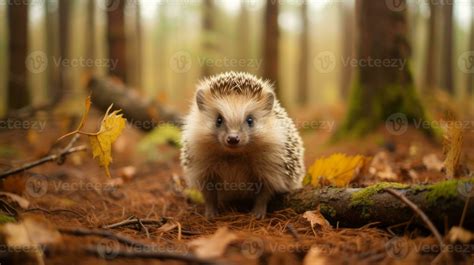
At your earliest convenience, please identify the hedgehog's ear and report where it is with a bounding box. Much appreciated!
[262,92,275,115]
[196,89,206,111]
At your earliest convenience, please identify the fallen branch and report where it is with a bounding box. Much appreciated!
[0,135,87,179]
[272,179,474,229]
[88,76,181,131]
[58,227,149,248]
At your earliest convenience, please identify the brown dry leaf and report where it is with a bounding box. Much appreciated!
[88,105,127,178]
[188,227,238,259]
[369,152,397,180]
[303,246,328,265]
[422,154,443,171]
[303,210,331,230]
[447,226,474,243]
[0,217,61,265]
[0,192,29,209]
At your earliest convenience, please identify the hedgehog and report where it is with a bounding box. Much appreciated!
[180,72,305,219]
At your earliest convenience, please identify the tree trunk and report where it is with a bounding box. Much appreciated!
[8,0,30,110]
[423,2,438,92]
[262,0,280,96]
[440,2,454,94]
[297,1,309,105]
[467,3,474,96]
[107,0,127,82]
[271,179,474,229]
[340,1,354,100]
[338,0,430,137]
[58,0,70,101]
[201,0,214,77]
[125,1,142,90]
[46,0,61,104]
[238,1,250,73]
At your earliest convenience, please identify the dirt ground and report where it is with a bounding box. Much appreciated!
[0,107,473,265]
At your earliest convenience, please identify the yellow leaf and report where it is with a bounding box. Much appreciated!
[307,153,368,187]
[89,106,126,178]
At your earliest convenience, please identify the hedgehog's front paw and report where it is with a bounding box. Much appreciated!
[205,205,219,219]
[251,204,267,219]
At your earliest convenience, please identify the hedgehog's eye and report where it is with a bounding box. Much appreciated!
[246,116,254,127]
[216,115,224,127]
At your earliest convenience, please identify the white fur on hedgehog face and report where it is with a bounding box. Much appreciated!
[192,89,277,153]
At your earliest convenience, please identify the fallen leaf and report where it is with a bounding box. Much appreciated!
[184,188,205,204]
[306,153,368,187]
[89,105,127,177]
[188,227,237,259]
[422,154,444,171]
[157,222,178,233]
[447,226,474,243]
[0,217,61,265]
[303,210,331,230]
[0,192,30,209]
[303,246,328,265]
[369,152,397,180]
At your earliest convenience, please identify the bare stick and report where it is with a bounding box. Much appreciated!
[102,217,166,229]
[59,227,149,248]
[0,134,87,179]
[385,188,449,263]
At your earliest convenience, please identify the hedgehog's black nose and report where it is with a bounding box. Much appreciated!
[226,135,240,145]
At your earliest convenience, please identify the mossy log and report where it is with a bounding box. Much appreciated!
[87,76,181,131]
[271,179,474,229]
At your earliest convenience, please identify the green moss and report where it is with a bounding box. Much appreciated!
[0,214,15,224]
[349,182,408,220]
[320,203,336,218]
[424,179,474,206]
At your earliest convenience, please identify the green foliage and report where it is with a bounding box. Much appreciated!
[0,214,15,224]
[137,124,181,161]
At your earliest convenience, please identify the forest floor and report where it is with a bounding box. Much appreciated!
[0,106,473,265]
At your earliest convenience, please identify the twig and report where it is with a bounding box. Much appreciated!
[286,224,300,241]
[0,134,87,179]
[58,227,149,248]
[102,216,166,229]
[137,218,150,239]
[385,188,449,264]
[459,195,471,228]
[85,245,216,265]
[24,207,84,217]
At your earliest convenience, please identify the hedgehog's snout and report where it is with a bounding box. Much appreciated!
[226,134,240,146]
